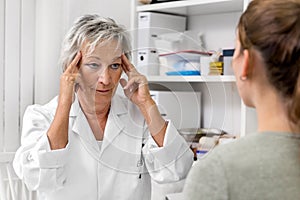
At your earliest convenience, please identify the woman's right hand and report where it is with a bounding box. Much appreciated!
[58,52,82,106]
[47,52,82,150]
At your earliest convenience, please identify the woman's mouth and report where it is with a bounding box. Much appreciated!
[96,89,110,94]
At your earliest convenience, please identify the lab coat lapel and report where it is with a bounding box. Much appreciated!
[99,96,146,175]
[100,95,127,154]
[69,95,128,155]
[70,97,100,154]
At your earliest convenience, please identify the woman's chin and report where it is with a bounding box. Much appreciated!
[95,94,112,104]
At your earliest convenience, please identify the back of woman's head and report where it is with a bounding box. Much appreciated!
[59,14,131,72]
[238,0,300,131]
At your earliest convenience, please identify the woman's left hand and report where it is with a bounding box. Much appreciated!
[120,54,167,146]
[120,54,152,108]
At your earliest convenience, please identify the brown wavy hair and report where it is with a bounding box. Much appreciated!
[237,0,300,132]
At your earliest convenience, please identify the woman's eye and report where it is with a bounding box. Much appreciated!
[110,63,121,70]
[86,63,100,69]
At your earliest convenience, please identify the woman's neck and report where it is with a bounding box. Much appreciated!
[77,91,110,117]
[77,93,111,140]
[256,89,292,133]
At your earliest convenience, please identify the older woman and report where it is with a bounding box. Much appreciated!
[13,14,193,200]
[183,0,300,199]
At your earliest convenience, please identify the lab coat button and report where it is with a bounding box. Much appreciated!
[147,155,154,163]
[27,153,33,161]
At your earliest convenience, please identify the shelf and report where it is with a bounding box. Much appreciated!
[147,75,236,83]
[137,0,244,15]
[134,0,255,136]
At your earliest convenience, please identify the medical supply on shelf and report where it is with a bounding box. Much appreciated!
[209,61,224,75]
[137,12,186,75]
[179,128,236,160]
[158,50,210,76]
[222,48,234,75]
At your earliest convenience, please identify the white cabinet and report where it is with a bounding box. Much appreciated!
[130,0,257,136]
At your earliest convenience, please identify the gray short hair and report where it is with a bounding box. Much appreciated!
[59,14,132,72]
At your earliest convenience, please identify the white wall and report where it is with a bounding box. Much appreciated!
[62,0,131,32]
[0,0,35,151]
[34,0,64,104]
[188,11,241,51]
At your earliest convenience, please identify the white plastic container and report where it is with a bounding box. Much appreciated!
[200,56,211,75]
[158,50,210,76]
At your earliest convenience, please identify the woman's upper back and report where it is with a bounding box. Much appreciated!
[184,132,300,200]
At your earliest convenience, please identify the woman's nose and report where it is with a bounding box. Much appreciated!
[98,68,111,85]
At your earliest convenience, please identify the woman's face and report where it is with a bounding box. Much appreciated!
[78,39,123,106]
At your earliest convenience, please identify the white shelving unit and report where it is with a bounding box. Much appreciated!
[136,0,243,15]
[131,0,257,136]
[148,75,236,83]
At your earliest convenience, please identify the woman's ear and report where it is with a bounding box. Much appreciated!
[240,49,250,79]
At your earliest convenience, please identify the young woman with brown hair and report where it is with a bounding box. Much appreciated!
[183,0,300,199]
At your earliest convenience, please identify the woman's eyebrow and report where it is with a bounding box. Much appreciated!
[85,55,121,62]
[112,56,122,62]
[85,56,101,60]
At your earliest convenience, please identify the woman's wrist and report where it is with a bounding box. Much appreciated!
[139,99,167,147]
[58,92,74,108]
[138,98,156,111]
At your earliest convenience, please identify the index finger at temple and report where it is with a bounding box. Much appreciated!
[121,54,135,73]
[67,51,82,73]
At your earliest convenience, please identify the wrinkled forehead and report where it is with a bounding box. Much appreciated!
[81,39,123,59]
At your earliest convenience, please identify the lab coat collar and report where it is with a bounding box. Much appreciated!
[71,103,99,154]
[70,94,127,155]
[100,95,127,153]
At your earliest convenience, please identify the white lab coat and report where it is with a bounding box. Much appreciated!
[13,94,193,200]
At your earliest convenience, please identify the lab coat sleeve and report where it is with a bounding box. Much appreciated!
[13,105,68,192]
[142,120,194,199]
